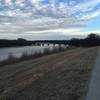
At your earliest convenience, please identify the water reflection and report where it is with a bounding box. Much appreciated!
[0,45,68,61]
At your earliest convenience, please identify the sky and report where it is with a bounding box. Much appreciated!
[0,0,100,40]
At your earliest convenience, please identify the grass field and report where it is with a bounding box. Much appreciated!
[0,47,98,100]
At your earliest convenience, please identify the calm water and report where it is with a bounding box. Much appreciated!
[0,45,55,61]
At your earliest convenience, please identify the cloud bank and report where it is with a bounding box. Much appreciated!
[0,0,100,39]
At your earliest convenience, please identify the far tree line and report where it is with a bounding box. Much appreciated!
[68,33,100,47]
[0,33,100,48]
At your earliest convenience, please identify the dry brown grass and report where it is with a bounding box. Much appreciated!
[0,47,98,100]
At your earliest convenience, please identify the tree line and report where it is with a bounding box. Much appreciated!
[68,33,100,47]
[0,38,33,47]
[0,33,100,48]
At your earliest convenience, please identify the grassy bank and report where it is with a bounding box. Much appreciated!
[0,47,98,100]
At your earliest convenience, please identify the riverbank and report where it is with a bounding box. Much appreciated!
[0,47,98,100]
[0,46,70,66]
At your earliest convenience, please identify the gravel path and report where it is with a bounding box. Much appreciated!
[86,47,100,100]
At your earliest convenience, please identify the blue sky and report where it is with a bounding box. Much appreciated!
[0,0,100,40]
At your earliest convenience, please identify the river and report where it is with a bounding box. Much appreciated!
[0,44,65,61]
[0,45,55,61]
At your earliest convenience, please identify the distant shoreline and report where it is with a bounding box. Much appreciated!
[0,39,33,48]
[0,33,100,48]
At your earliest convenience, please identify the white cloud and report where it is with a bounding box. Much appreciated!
[0,0,100,38]
[5,0,12,6]
[73,30,100,36]
[32,0,43,4]
[72,0,100,12]
[25,28,80,34]
[77,9,100,21]
[69,0,76,6]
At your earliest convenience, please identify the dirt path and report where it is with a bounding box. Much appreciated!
[86,47,100,100]
[0,47,97,100]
